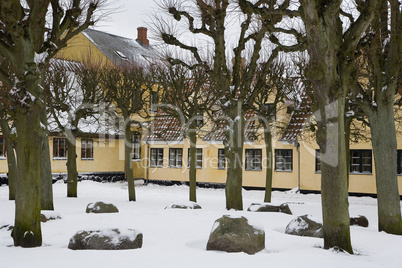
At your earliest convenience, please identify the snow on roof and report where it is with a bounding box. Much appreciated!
[146,112,184,141]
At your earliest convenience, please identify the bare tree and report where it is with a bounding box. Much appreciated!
[0,0,104,247]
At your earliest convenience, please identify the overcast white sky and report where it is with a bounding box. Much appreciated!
[93,0,158,41]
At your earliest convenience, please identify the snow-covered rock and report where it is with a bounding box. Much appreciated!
[40,211,61,223]
[164,201,202,210]
[285,214,323,238]
[86,201,119,213]
[68,228,143,250]
[350,215,369,227]
[206,215,265,255]
[247,202,292,215]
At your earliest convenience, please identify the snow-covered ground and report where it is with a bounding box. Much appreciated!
[0,180,401,268]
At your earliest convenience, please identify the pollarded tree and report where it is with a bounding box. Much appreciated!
[153,0,305,210]
[0,0,103,247]
[100,64,154,202]
[348,0,402,235]
[46,60,107,198]
[154,63,215,202]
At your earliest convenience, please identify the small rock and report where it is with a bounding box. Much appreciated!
[0,225,13,232]
[41,211,62,223]
[68,228,142,250]
[86,201,119,213]
[350,215,369,227]
[165,201,202,210]
[285,214,323,238]
[206,215,265,255]
[247,203,292,215]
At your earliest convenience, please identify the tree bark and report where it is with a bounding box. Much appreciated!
[13,108,42,247]
[368,105,402,234]
[66,135,78,198]
[263,125,273,203]
[188,128,197,202]
[124,121,136,201]
[225,105,245,210]
[40,108,54,209]
[0,119,17,201]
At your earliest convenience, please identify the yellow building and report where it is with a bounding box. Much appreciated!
[0,27,401,196]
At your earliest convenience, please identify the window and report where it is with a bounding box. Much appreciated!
[315,149,321,173]
[150,91,158,113]
[275,149,293,171]
[131,132,141,160]
[169,148,183,168]
[264,103,276,122]
[350,150,372,174]
[150,148,163,167]
[53,138,67,159]
[398,150,402,175]
[0,136,5,159]
[195,113,204,127]
[188,148,202,169]
[245,149,262,170]
[218,149,226,169]
[81,139,94,160]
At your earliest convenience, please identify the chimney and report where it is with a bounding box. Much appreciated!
[136,27,149,46]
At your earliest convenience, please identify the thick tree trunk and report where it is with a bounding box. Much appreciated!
[40,107,54,209]
[0,119,17,201]
[125,121,135,201]
[263,126,273,203]
[368,105,402,234]
[225,105,244,210]
[188,129,197,202]
[318,99,353,254]
[13,109,42,247]
[66,136,78,198]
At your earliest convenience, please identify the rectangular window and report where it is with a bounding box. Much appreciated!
[0,136,6,158]
[150,91,158,113]
[264,103,276,122]
[131,132,141,160]
[350,150,372,174]
[53,138,66,159]
[81,139,94,160]
[188,148,202,169]
[150,148,163,167]
[315,149,321,173]
[218,149,226,169]
[169,148,183,168]
[245,149,262,171]
[196,113,204,127]
[398,150,402,175]
[275,149,293,171]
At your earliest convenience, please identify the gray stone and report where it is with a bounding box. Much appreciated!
[247,203,292,215]
[350,215,369,227]
[206,215,265,255]
[68,228,143,250]
[41,211,62,222]
[86,201,119,213]
[165,202,202,210]
[285,214,323,238]
[0,224,13,232]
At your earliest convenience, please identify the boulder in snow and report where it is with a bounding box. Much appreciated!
[86,201,119,213]
[350,215,369,227]
[41,211,62,222]
[206,215,265,255]
[247,202,292,215]
[0,224,13,232]
[285,214,323,238]
[165,201,202,210]
[68,228,143,250]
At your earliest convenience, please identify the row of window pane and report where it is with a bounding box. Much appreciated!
[52,138,93,160]
[316,149,373,174]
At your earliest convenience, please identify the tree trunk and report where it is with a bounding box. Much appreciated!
[66,135,78,198]
[0,119,17,201]
[13,109,42,247]
[368,105,402,234]
[225,105,245,210]
[188,128,197,202]
[318,99,353,254]
[124,121,135,201]
[263,125,273,203]
[40,108,54,209]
